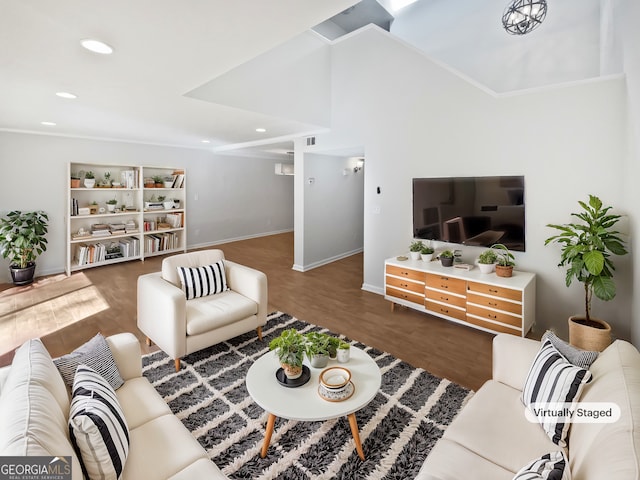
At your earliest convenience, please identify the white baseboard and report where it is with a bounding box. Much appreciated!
[361,283,383,295]
[188,228,293,251]
[292,247,363,272]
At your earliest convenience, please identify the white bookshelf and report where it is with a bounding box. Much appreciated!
[65,163,187,275]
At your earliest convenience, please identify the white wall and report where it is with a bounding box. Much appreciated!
[0,131,293,282]
[294,152,364,270]
[325,26,631,340]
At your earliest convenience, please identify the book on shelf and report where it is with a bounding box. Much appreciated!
[165,212,183,228]
[120,170,138,189]
[171,173,185,188]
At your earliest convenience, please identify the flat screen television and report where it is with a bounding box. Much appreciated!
[412,176,525,251]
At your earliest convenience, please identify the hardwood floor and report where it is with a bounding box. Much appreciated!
[0,232,493,390]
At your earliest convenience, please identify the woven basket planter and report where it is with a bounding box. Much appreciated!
[568,316,611,352]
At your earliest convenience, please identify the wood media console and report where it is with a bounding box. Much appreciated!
[384,257,536,337]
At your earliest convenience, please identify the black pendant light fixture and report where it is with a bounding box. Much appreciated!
[502,0,548,35]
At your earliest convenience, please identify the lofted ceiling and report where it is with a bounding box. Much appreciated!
[0,0,610,155]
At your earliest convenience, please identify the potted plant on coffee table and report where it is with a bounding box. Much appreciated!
[0,210,48,285]
[477,249,497,274]
[491,243,515,277]
[269,329,307,379]
[544,194,628,351]
[304,331,333,368]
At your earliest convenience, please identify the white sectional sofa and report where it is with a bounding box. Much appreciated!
[418,334,640,479]
[0,333,227,480]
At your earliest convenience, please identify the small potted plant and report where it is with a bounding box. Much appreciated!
[420,244,435,262]
[156,195,173,210]
[409,240,424,260]
[153,175,164,188]
[144,177,155,188]
[439,249,454,267]
[163,176,174,188]
[269,329,306,379]
[106,198,118,212]
[70,172,81,188]
[492,243,515,277]
[102,171,112,187]
[477,249,498,274]
[304,332,333,368]
[337,341,351,363]
[84,171,95,188]
[0,210,48,285]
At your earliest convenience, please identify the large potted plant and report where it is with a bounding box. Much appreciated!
[544,195,628,351]
[0,210,49,285]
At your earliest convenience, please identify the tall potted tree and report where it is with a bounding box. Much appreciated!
[0,210,49,285]
[544,195,627,351]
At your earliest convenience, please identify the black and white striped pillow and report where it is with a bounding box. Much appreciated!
[54,333,124,390]
[177,260,228,300]
[69,364,129,480]
[513,451,571,480]
[522,339,592,447]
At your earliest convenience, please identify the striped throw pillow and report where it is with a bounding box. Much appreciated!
[53,333,124,390]
[69,364,130,480]
[513,451,571,480]
[522,339,592,447]
[541,330,598,368]
[177,260,228,300]
[54,333,124,390]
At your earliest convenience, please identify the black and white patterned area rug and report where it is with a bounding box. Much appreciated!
[141,312,474,480]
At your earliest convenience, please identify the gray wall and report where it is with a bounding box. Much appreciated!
[0,131,293,282]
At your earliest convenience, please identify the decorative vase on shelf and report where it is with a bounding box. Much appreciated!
[107,204,116,212]
[163,201,174,210]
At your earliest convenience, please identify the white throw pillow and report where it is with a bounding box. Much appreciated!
[54,333,124,389]
[69,364,129,480]
[513,451,571,480]
[177,260,228,300]
[522,339,592,447]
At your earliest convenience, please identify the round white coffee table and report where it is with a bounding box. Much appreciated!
[246,346,382,460]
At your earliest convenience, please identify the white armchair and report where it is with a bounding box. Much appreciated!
[137,249,268,371]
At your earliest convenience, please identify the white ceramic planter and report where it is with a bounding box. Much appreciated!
[337,347,350,363]
[84,178,95,188]
[409,251,421,260]
[477,263,495,274]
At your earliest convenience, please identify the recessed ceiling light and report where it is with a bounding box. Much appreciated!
[56,92,77,99]
[81,39,113,55]
[201,140,211,144]
[256,128,267,133]
[41,121,57,126]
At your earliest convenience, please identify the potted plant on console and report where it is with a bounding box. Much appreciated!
[0,210,48,285]
[409,240,424,260]
[491,243,515,277]
[544,194,627,351]
[269,328,306,380]
[439,250,454,267]
[420,244,435,262]
[477,249,498,274]
[106,198,118,212]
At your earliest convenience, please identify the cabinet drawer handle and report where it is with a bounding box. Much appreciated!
[488,302,498,307]
[489,288,499,294]
[440,284,448,289]
[400,283,408,288]
[440,308,449,314]
[487,313,497,319]
[401,271,409,276]
[440,296,449,301]
[440,276,449,281]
